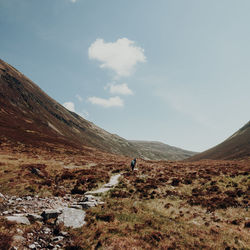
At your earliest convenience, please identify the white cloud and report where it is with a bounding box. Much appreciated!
[63,102,75,112]
[105,83,133,95]
[76,94,83,102]
[88,96,124,108]
[88,38,146,77]
[70,0,78,3]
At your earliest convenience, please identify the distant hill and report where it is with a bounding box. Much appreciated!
[189,121,250,160]
[130,140,196,161]
[0,59,196,160]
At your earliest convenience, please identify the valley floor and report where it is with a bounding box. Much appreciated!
[0,144,249,249]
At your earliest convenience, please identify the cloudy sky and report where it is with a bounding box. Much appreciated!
[1,0,250,152]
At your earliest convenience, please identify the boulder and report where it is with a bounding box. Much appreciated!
[69,204,82,209]
[27,213,43,222]
[57,208,86,228]
[77,201,97,209]
[84,194,101,202]
[6,215,30,225]
[41,209,62,221]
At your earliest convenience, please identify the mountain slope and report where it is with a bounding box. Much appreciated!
[0,59,196,160]
[130,140,196,161]
[189,121,250,160]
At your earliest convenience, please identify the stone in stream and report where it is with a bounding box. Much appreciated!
[57,208,86,228]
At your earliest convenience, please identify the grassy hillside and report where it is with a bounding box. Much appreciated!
[0,143,249,249]
[189,121,250,161]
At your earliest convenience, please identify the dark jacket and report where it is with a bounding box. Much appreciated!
[131,158,136,168]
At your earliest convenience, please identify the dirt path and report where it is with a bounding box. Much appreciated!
[86,173,121,195]
[1,173,122,249]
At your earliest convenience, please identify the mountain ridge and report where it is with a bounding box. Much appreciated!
[0,59,195,160]
[189,120,250,161]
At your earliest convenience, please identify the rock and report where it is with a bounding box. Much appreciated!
[29,244,36,249]
[13,213,26,217]
[69,205,82,209]
[52,236,64,242]
[84,194,100,202]
[60,231,69,237]
[78,201,97,209]
[26,196,32,201]
[6,215,30,225]
[43,227,51,234]
[41,209,62,221]
[28,213,43,222]
[16,198,22,201]
[47,243,54,249]
[57,208,86,228]
[13,235,26,243]
[0,192,5,199]
[16,228,23,234]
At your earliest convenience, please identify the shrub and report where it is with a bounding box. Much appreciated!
[0,232,12,250]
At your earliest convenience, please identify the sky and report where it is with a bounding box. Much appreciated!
[0,0,249,152]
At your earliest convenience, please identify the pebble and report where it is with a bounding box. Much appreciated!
[29,244,36,249]
[13,235,26,242]
[44,227,51,233]
[26,196,32,201]
[60,231,68,237]
[52,236,64,242]
[16,228,23,234]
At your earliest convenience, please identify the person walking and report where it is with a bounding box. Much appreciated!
[131,158,136,171]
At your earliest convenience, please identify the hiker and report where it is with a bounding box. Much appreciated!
[131,158,136,171]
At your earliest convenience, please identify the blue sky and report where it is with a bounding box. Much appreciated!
[1,0,249,152]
